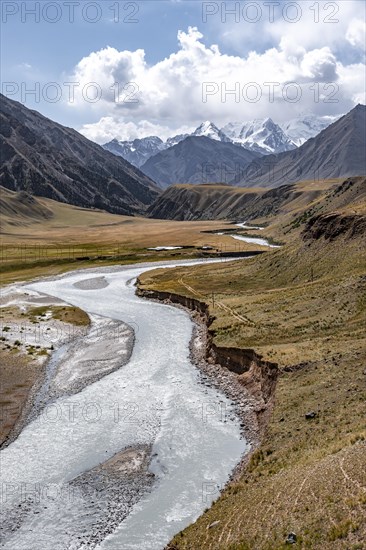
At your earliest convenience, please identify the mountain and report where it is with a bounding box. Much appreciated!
[103,136,166,168]
[148,176,366,221]
[280,113,342,146]
[140,136,259,189]
[166,133,188,148]
[0,185,54,230]
[0,94,159,215]
[101,121,230,169]
[102,114,341,169]
[192,121,231,142]
[222,118,297,155]
[240,104,366,187]
[147,183,263,220]
[103,134,189,168]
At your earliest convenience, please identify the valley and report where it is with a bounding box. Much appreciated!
[0,88,365,550]
[1,171,365,548]
[0,186,269,285]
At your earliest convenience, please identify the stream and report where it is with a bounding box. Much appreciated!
[217,221,280,249]
[0,259,249,550]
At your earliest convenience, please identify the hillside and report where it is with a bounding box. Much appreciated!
[141,136,259,188]
[0,94,159,215]
[139,180,366,549]
[148,176,365,222]
[147,183,264,220]
[0,186,54,229]
[241,104,366,187]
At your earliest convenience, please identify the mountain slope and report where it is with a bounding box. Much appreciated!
[0,94,159,215]
[240,104,366,188]
[147,184,263,220]
[102,114,340,168]
[141,136,259,189]
[148,176,366,221]
[0,186,54,229]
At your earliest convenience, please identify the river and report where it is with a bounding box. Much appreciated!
[216,221,280,249]
[0,259,249,550]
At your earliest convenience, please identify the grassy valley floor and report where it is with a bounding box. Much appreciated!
[1,179,365,547]
[0,189,263,285]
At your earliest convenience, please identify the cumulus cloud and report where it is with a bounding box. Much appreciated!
[81,117,194,143]
[70,17,365,143]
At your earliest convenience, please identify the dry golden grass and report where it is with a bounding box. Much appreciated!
[0,194,263,284]
[140,226,366,549]
[27,305,90,326]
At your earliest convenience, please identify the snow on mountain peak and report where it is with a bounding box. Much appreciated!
[102,113,343,167]
[193,121,227,141]
[221,118,296,155]
[279,114,342,146]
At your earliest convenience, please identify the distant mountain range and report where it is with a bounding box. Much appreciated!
[0,94,159,215]
[1,94,363,219]
[144,104,365,195]
[103,114,341,169]
[133,109,362,189]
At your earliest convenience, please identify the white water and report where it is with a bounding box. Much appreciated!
[235,222,264,231]
[147,246,183,251]
[0,260,248,550]
[217,222,280,248]
[230,234,280,248]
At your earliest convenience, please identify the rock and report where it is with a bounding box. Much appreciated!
[286,532,297,544]
[207,520,221,529]
[305,411,317,419]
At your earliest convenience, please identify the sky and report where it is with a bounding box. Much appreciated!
[1,0,365,143]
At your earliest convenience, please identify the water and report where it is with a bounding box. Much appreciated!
[229,234,280,248]
[0,260,249,550]
[217,222,280,248]
[235,222,264,231]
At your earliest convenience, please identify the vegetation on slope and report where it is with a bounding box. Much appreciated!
[139,182,366,549]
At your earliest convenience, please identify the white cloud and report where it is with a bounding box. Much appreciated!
[69,16,365,143]
[346,18,366,49]
[80,117,193,143]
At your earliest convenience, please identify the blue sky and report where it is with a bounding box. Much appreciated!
[1,1,365,142]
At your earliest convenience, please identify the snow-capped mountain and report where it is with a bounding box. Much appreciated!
[103,114,342,168]
[192,121,231,142]
[166,133,188,147]
[222,118,296,155]
[280,114,342,146]
[103,136,166,168]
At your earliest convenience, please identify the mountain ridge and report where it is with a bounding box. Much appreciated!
[102,113,342,168]
[0,94,159,215]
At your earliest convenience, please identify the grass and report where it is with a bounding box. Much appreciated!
[0,195,263,284]
[1,181,365,545]
[140,227,366,549]
[27,305,90,326]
